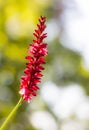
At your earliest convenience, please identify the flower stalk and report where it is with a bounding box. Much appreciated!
[0,98,23,130]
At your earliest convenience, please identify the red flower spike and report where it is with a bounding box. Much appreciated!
[19,16,48,102]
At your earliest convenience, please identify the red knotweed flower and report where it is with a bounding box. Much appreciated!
[19,16,48,102]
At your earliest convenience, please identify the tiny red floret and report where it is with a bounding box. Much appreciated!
[19,16,48,102]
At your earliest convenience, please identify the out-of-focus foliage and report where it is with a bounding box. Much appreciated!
[0,0,89,130]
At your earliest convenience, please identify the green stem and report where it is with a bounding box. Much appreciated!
[0,97,23,130]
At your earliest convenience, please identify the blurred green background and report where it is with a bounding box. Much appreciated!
[0,0,89,130]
